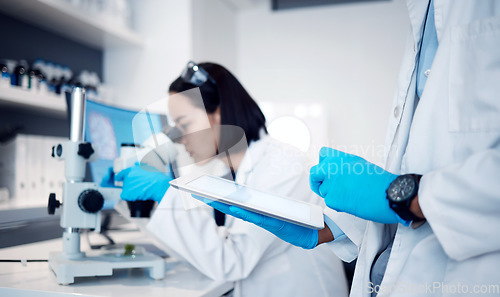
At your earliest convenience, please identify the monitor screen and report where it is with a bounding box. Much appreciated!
[84,100,165,191]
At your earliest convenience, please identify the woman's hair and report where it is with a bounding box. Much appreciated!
[169,62,267,149]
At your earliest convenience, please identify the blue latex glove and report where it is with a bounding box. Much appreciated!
[310,147,407,225]
[115,163,174,202]
[199,196,319,249]
[100,167,117,188]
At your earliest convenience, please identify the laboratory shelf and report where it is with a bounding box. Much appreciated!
[0,86,163,119]
[0,86,66,118]
[0,0,143,50]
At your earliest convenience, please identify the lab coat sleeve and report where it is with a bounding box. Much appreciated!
[418,149,500,261]
[147,188,278,282]
[323,208,367,263]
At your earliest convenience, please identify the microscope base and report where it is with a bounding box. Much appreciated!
[48,250,166,285]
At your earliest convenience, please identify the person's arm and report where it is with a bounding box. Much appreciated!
[409,194,425,219]
[148,159,316,281]
[321,209,368,262]
[147,188,278,281]
[417,149,500,261]
[317,224,334,244]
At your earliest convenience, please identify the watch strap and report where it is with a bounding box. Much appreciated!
[390,201,421,222]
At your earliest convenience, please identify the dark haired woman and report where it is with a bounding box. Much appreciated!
[117,62,348,297]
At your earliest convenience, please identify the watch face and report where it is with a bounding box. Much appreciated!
[388,175,416,202]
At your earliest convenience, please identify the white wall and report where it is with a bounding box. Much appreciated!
[236,0,410,164]
[192,0,238,71]
[104,0,193,110]
[104,0,239,110]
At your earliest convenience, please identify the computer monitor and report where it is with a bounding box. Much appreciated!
[84,100,165,187]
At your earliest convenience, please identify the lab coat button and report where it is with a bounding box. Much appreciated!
[394,106,400,118]
[424,69,431,77]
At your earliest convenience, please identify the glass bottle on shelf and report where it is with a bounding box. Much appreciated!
[0,62,10,88]
[32,59,49,95]
[12,60,30,89]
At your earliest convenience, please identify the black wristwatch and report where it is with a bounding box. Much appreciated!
[386,174,423,222]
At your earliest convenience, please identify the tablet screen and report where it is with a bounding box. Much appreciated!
[187,175,311,221]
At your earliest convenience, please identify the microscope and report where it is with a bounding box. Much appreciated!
[47,87,165,285]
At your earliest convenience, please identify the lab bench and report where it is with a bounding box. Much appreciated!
[0,226,234,297]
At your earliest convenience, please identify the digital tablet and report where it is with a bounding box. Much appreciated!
[169,173,324,229]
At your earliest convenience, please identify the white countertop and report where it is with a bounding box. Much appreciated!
[0,229,233,297]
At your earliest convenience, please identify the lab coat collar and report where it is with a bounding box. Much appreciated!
[406,0,447,47]
[406,0,431,48]
[235,131,270,184]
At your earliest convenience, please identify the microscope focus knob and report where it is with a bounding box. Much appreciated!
[78,189,104,213]
[78,142,95,159]
[48,193,61,215]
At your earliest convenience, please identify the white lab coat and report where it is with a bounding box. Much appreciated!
[325,1,500,296]
[148,135,349,297]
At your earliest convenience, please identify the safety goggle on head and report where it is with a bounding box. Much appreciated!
[180,61,216,86]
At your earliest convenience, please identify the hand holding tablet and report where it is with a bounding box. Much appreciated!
[200,198,320,250]
[169,173,324,230]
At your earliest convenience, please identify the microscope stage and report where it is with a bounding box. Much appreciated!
[48,250,165,285]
